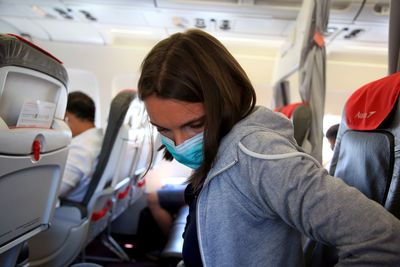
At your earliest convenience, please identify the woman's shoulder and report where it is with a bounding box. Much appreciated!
[238,128,298,157]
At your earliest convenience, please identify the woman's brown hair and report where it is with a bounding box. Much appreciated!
[138,29,256,193]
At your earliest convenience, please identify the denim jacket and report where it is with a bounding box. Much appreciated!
[196,106,400,267]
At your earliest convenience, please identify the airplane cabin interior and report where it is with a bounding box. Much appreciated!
[0,0,399,266]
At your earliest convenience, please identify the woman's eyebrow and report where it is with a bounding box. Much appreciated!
[149,121,167,130]
[150,115,205,130]
[181,115,205,128]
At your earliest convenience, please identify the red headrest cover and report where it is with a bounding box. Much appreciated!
[275,102,306,119]
[6,33,63,64]
[346,72,400,130]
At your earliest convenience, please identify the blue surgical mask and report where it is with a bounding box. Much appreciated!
[161,132,204,169]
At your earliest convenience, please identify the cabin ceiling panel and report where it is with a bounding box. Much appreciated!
[34,19,105,44]
[1,16,50,40]
[66,5,149,26]
[0,3,41,17]
[234,18,292,36]
[0,0,391,49]
[155,0,299,19]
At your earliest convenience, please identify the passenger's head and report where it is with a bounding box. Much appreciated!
[65,91,96,137]
[138,29,256,191]
[326,123,339,151]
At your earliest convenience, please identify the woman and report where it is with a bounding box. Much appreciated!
[138,29,400,266]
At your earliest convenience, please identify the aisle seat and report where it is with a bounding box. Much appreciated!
[28,90,138,266]
[304,71,400,266]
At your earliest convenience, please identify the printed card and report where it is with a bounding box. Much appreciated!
[16,100,56,128]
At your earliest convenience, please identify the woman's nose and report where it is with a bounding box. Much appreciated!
[173,132,188,146]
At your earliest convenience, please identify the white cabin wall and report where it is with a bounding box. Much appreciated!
[282,49,387,116]
[325,51,387,115]
[229,51,278,108]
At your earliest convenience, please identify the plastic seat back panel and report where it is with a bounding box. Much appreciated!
[334,130,394,203]
[0,34,69,265]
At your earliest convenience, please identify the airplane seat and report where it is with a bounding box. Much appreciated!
[28,205,89,266]
[128,123,156,206]
[27,90,137,266]
[91,94,150,262]
[275,102,311,148]
[304,71,400,267]
[160,205,189,264]
[0,34,70,266]
[82,90,139,247]
[109,125,163,239]
[110,96,148,221]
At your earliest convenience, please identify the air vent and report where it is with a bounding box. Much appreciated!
[54,7,73,20]
[220,19,231,30]
[80,10,97,21]
[195,18,206,28]
[373,2,390,15]
[344,28,364,39]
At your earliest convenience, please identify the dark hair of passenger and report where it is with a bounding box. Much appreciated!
[138,29,257,193]
[66,91,95,123]
[326,123,339,140]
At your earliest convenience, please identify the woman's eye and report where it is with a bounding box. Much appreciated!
[190,123,203,129]
[189,118,205,129]
[157,128,168,133]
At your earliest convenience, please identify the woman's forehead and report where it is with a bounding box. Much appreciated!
[144,95,204,128]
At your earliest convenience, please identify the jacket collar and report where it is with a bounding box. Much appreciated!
[203,106,295,186]
[204,108,261,185]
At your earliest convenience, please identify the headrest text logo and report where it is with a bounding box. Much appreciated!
[355,111,376,119]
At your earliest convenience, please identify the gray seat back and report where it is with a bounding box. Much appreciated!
[27,91,149,266]
[0,34,69,262]
[83,90,138,244]
[275,102,311,147]
[305,72,400,266]
[330,72,400,216]
[110,96,150,219]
